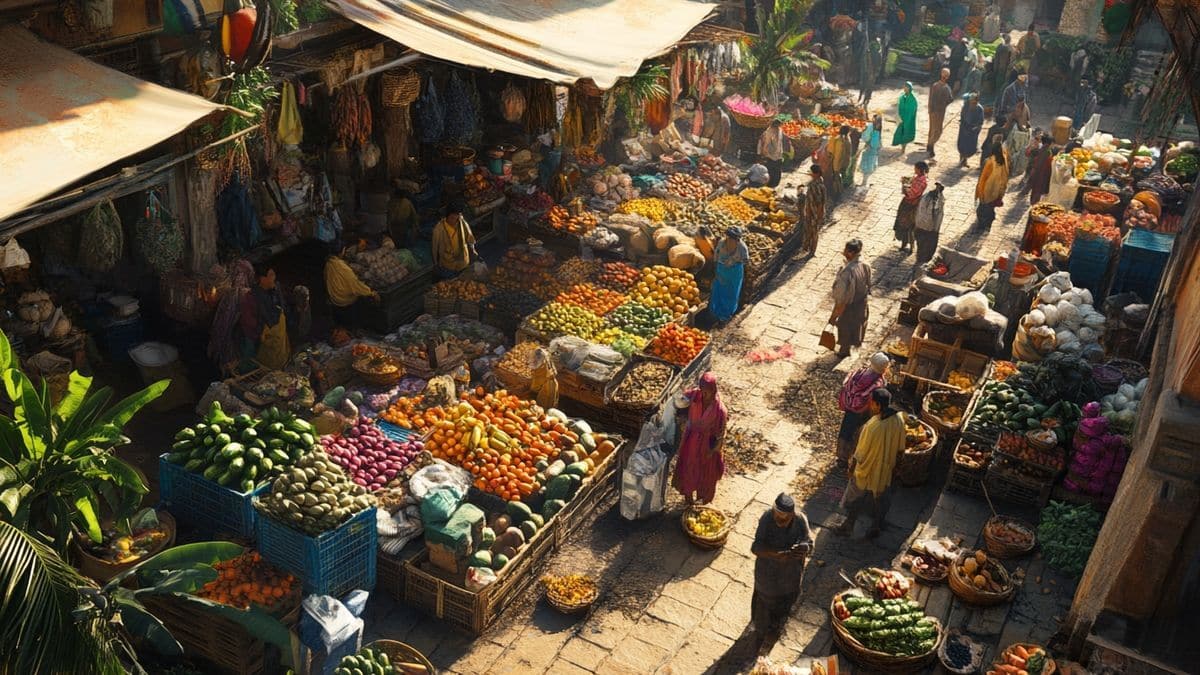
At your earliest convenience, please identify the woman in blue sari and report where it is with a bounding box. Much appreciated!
[709,226,750,323]
[858,114,883,187]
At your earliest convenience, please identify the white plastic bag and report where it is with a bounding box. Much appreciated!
[302,595,363,653]
[466,566,498,591]
[955,291,990,320]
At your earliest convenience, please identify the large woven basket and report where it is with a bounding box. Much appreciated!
[982,516,1036,559]
[381,69,421,107]
[542,575,599,615]
[894,419,939,487]
[681,505,732,549]
[947,552,1014,606]
[728,108,778,129]
[989,643,1057,675]
[920,390,968,439]
[365,640,436,674]
[73,511,176,583]
[829,589,943,673]
[352,358,405,387]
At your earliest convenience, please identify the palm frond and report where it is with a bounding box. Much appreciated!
[0,521,125,674]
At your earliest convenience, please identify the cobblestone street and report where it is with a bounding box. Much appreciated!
[364,79,1082,673]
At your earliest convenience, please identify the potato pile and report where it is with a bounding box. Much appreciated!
[525,302,604,339]
[630,266,700,317]
[610,360,675,407]
[665,174,710,201]
[596,261,640,290]
[496,341,541,379]
[554,258,602,286]
[547,205,599,235]
[430,278,489,301]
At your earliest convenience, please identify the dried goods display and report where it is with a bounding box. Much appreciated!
[664,173,711,201]
[604,301,672,338]
[524,302,605,340]
[647,323,709,366]
[320,418,425,490]
[696,155,739,188]
[596,261,640,290]
[429,278,489,301]
[196,550,297,611]
[630,265,701,317]
[615,197,677,223]
[710,194,759,223]
[946,370,976,391]
[331,88,373,148]
[553,258,602,286]
[610,360,675,407]
[546,205,599,235]
[554,283,627,316]
[256,451,375,537]
[954,441,991,470]
[743,232,781,273]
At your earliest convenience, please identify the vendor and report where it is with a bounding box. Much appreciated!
[324,244,378,327]
[693,226,717,282]
[736,164,771,192]
[710,226,749,324]
[388,188,418,247]
[240,263,292,370]
[431,201,478,279]
[529,348,559,410]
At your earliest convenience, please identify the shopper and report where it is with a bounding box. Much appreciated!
[324,246,379,326]
[836,389,906,539]
[914,182,946,265]
[997,72,1029,125]
[858,114,883,186]
[672,372,728,505]
[948,38,968,91]
[702,97,733,157]
[1073,80,1098,131]
[1027,135,1056,205]
[975,143,1010,230]
[891,82,918,155]
[831,125,855,192]
[829,238,872,359]
[801,165,827,257]
[431,201,477,279]
[240,263,292,370]
[758,119,787,188]
[992,34,1013,101]
[960,53,983,98]
[751,493,813,638]
[388,189,418,247]
[836,352,891,464]
[927,68,954,159]
[893,161,929,253]
[208,259,255,376]
[710,227,750,323]
[1016,23,1041,78]
[958,93,985,167]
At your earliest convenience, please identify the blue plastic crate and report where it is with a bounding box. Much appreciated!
[1125,228,1176,253]
[257,506,377,597]
[99,316,144,360]
[376,421,416,443]
[158,454,268,539]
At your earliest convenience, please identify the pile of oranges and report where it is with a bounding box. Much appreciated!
[596,261,640,290]
[380,395,446,432]
[555,283,627,317]
[430,278,489,301]
[648,323,709,366]
[196,551,296,612]
[630,266,700,318]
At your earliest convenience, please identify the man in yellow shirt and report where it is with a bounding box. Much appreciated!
[836,388,905,539]
[324,247,378,326]
[431,201,477,279]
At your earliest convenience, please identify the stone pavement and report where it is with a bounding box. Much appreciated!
[361,79,1084,673]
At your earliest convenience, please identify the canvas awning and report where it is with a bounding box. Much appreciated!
[0,25,225,222]
[328,0,717,88]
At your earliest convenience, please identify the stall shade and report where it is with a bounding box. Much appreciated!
[0,25,225,221]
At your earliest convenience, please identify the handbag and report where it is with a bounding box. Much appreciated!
[819,324,837,351]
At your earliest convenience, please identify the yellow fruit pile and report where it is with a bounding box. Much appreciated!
[759,210,794,233]
[684,509,726,537]
[542,574,598,605]
[593,327,647,351]
[630,265,700,318]
[740,186,776,209]
[711,195,758,223]
[947,370,976,390]
[524,302,604,339]
[615,197,677,223]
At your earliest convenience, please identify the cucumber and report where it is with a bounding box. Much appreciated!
[228,457,245,472]
[300,433,315,448]
[259,456,274,473]
[215,433,232,447]
[202,464,223,481]
[220,443,245,460]
[183,458,206,473]
[167,451,190,464]
[170,440,193,453]
[247,447,265,462]
[240,478,256,493]
[217,468,238,487]
[268,448,290,464]
[241,428,258,442]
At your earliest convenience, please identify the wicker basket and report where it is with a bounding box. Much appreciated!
[829,589,943,673]
[352,358,405,387]
[542,575,599,615]
[947,552,1014,606]
[381,69,421,107]
[72,511,176,583]
[982,516,1036,559]
[894,420,939,487]
[1106,358,1147,384]
[920,390,969,439]
[681,505,732,549]
[938,629,986,674]
[728,107,778,129]
[908,552,949,584]
[989,643,1057,675]
[1082,189,1121,214]
[365,639,436,674]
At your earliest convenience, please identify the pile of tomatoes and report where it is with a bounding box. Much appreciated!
[647,323,709,367]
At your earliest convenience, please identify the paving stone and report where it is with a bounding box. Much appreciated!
[542,658,596,675]
[657,628,737,674]
[662,577,723,612]
[557,638,610,671]
[580,609,635,650]
[609,636,672,672]
[635,614,692,652]
[440,639,505,674]
[646,594,704,631]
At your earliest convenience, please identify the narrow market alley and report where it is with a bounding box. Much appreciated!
[362,79,1082,673]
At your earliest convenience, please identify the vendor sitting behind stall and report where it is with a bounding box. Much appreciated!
[432,200,477,279]
[240,263,292,371]
[389,189,419,247]
[324,244,378,327]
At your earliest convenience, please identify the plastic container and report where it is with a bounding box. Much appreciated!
[158,454,268,539]
[256,506,378,596]
[376,421,416,443]
[99,315,143,361]
[129,342,194,412]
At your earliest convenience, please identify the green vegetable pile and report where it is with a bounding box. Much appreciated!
[970,380,1081,442]
[1037,501,1103,577]
[840,596,939,656]
[334,645,400,675]
[894,25,951,57]
[1166,153,1199,178]
[1009,353,1100,406]
[167,402,317,493]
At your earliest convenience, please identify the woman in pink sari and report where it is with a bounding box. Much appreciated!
[672,372,728,505]
[836,353,891,465]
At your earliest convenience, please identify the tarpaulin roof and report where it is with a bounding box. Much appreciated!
[328,0,717,88]
[0,25,224,221]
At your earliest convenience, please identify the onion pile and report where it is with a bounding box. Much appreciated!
[320,419,424,490]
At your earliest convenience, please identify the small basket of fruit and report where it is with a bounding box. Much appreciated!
[352,344,405,386]
[906,552,949,584]
[939,629,985,674]
[922,389,969,436]
[987,643,1055,675]
[681,505,732,549]
[853,567,913,599]
[948,549,1014,606]
[982,515,1036,559]
[542,573,600,615]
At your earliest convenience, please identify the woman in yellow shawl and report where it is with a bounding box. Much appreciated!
[432,200,477,279]
[974,142,1010,230]
[836,389,905,539]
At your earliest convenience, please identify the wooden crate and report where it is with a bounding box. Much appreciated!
[142,594,299,675]
[984,464,1054,509]
[557,369,608,409]
[902,336,990,394]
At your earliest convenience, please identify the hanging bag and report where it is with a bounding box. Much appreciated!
[78,200,124,273]
[135,191,185,273]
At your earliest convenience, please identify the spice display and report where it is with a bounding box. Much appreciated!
[524,302,605,340]
[647,323,709,366]
[596,262,641,290]
[430,278,489,301]
[743,232,781,274]
[610,360,674,407]
[197,551,297,611]
[554,283,626,316]
[1037,501,1102,577]
[834,593,940,656]
[256,451,375,537]
[711,194,759,223]
[166,403,315,492]
[320,418,424,490]
[630,266,701,317]
[665,174,710,201]
[604,301,672,338]
[546,205,599,235]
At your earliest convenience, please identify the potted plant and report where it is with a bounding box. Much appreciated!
[744,0,830,105]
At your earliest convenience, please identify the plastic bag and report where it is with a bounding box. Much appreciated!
[408,464,472,501]
[301,595,363,653]
[466,565,498,591]
[954,291,990,320]
[419,486,463,525]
